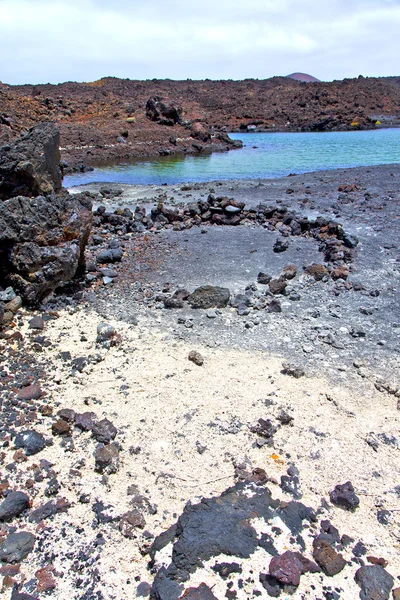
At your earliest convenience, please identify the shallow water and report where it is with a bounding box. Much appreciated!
[64,128,400,187]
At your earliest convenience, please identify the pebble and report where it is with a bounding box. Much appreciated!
[188,350,204,366]
[0,532,36,563]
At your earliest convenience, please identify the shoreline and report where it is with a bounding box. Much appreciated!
[1,162,399,598]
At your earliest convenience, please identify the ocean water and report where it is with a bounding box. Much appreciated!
[64,128,400,187]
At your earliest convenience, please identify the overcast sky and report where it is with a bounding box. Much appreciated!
[1,0,399,84]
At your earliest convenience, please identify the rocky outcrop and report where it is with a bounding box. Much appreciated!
[0,122,62,200]
[145,96,183,126]
[0,124,92,312]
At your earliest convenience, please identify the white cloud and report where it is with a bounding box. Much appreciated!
[0,0,399,83]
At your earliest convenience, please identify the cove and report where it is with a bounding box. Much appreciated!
[64,128,400,187]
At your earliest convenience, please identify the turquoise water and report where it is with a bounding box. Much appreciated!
[64,129,400,187]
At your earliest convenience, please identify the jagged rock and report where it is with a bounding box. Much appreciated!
[313,537,346,576]
[95,443,120,474]
[14,430,45,456]
[0,124,92,305]
[329,481,360,510]
[146,97,182,125]
[188,285,230,309]
[178,584,218,600]
[92,418,117,443]
[0,123,62,200]
[269,550,320,587]
[0,492,29,521]
[355,565,394,600]
[0,532,35,563]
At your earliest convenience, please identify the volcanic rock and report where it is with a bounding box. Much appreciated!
[329,481,360,510]
[0,123,62,200]
[14,430,45,456]
[355,565,394,600]
[92,418,117,444]
[0,492,30,521]
[188,285,230,309]
[188,351,204,366]
[95,443,120,474]
[0,532,35,563]
[269,550,320,587]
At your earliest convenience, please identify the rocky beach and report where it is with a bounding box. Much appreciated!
[0,121,399,599]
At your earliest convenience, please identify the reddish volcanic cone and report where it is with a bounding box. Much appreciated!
[287,72,321,82]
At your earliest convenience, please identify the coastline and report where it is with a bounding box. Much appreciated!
[1,162,399,598]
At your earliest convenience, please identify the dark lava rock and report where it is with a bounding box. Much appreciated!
[0,492,29,521]
[269,550,320,587]
[250,418,279,440]
[0,123,62,200]
[267,299,282,313]
[28,316,44,330]
[0,532,35,563]
[313,538,346,576]
[259,573,283,597]
[188,351,204,366]
[119,509,146,538]
[268,278,287,295]
[16,384,42,401]
[146,96,183,125]
[281,362,305,378]
[273,238,289,253]
[75,411,96,431]
[0,190,92,304]
[95,443,120,474]
[329,481,360,510]
[257,272,271,285]
[52,419,71,436]
[96,247,123,264]
[57,408,76,423]
[29,497,70,523]
[212,562,242,579]
[178,584,218,599]
[14,430,45,456]
[92,418,117,444]
[150,482,316,600]
[188,285,230,309]
[355,565,394,600]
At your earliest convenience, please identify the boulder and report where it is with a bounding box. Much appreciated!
[0,125,92,305]
[0,123,62,199]
[0,191,92,304]
[146,96,183,125]
[188,285,230,309]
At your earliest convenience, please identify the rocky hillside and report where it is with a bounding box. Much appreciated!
[1,75,400,169]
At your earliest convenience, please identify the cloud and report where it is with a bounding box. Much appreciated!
[0,0,399,83]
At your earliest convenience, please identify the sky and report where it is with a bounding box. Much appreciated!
[1,0,400,85]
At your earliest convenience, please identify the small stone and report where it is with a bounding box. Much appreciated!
[28,316,44,330]
[96,322,117,345]
[178,584,218,600]
[36,564,56,592]
[269,278,287,295]
[52,419,71,436]
[281,264,297,280]
[188,351,204,366]
[16,384,42,401]
[119,509,146,538]
[282,362,305,378]
[0,492,30,521]
[269,550,320,587]
[329,481,360,510]
[304,263,329,281]
[0,532,35,563]
[92,419,117,443]
[75,412,97,432]
[57,408,76,423]
[313,538,346,576]
[95,443,120,474]
[14,430,45,456]
[188,285,230,309]
[392,588,400,600]
[257,272,271,285]
[273,238,289,253]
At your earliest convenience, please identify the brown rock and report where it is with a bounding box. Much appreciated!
[313,538,346,576]
[281,264,297,280]
[94,443,120,474]
[304,263,329,280]
[17,385,42,401]
[331,266,349,280]
[188,351,204,366]
[35,564,56,592]
[119,509,146,538]
[367,556,388,568]
[268,277,287,295]
[392,588,400,600]
[51,419,71,436]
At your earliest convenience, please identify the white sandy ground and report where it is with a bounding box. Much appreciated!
[2,306,400,599]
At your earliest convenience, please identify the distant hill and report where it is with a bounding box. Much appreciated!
[287,72,321,82]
